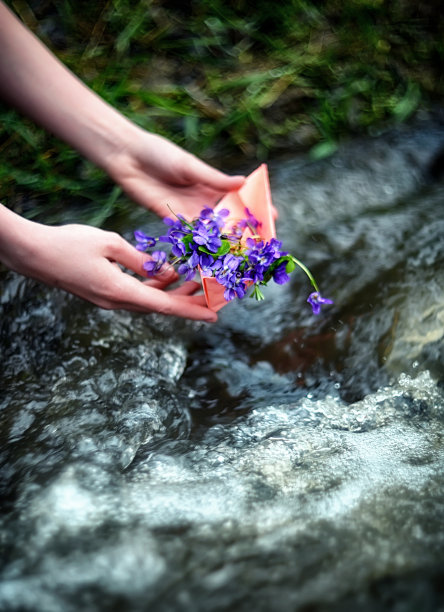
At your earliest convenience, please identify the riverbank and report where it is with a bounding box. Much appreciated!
[1,0,443,223]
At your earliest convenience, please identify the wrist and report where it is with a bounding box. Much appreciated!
[91,113,141,176]
[0,205,45,276]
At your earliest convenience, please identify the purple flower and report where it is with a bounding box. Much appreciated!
[157,219,191,257]
[243,237,286,283]
[199,207,230,230]
[246,238,283,266]
[198,251,215,270]
[209,253,247,301]
[134,230,156,251]
[177,246,201,281]
[228,207,261,239]
[188,248,200,268]
[133,206,332,311]
[143,251,167,276]
[243,263,266,284]
[224,284,246,301]
[213,253,242,279]
[244,207,261,231]
[307,292,334,315]
[167,230,189,257]
[171,240,187,257]
[221,270,248,301]
[272,262,290,285]
[163,215,186,229]
[177,260,197,281]
[192,220,221,253]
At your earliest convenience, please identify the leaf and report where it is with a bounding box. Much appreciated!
[392,82,420,122]
[197,245,213,255]
[309,140,338,161]
[182,234,194,251]
[216,239,231,256]
[199,239,231,256]
[285,259,296,273]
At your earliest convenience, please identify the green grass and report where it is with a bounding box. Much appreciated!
[1,0,443,224]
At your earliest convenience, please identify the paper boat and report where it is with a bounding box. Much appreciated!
[201,163,276,311]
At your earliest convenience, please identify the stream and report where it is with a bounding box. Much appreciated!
[1,114,444,611]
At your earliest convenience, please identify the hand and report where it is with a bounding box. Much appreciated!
[106,129,245,219]
[0,208,218,321]
[0,5,244,221]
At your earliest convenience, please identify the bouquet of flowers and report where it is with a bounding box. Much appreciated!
[135,165,333,314]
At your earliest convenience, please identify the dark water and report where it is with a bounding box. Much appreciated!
[1,116,444,611]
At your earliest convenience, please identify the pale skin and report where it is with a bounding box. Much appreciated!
[0,1,245,321]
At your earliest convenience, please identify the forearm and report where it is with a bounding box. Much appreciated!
[0,2,135,172]
[0,1,245,221]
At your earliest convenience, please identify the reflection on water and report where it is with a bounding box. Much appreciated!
[1,116,444,611]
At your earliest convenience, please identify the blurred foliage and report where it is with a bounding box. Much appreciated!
[1,0,443,222]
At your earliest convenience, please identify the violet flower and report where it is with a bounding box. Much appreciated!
[272,262,290,285]
[192,220,221,253]
[134,206,333,313]
[143,250,167,276]
[134,230,156,251]
[307,292,334,315]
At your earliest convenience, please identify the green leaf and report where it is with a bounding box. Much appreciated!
[216,239,231,256]
[285,259,296,273]
[182,234,194,251]
[197,245,214,255]
[309,140,338,161]
[392,82,420,122]
[199,239,231,257]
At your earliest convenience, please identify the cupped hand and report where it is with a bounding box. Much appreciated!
[106,129,245,219]
[2,217,217,321]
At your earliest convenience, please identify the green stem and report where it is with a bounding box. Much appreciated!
[290,255,319,292]
[251,284,265,301]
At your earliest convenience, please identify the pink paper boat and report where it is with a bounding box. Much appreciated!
[201,163,276,311]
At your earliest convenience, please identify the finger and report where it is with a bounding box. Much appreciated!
[165,291,213,311]
[142,274,178,289]
[167,280,202,295]
[185,294,207,306]
[120,178,177,217]
[121,177,222,218]
[143,278,203,296]
[109,272,218,321]
[105,233,146,275]
[142,265,179,287]
[186,158,245,192]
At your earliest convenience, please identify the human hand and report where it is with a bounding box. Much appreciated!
[105,129,245,219]
[0,209,217,321]
[0,5,243,222]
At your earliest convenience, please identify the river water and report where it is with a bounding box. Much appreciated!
[1,116,444,611]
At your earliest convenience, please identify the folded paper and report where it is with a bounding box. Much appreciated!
[201,163,276,311]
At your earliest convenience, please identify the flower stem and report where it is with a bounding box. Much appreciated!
[289,255,320,292]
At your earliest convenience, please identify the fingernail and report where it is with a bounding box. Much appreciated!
[158,265,178,279]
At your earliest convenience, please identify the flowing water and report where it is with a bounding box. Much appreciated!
[1,115,444,611]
